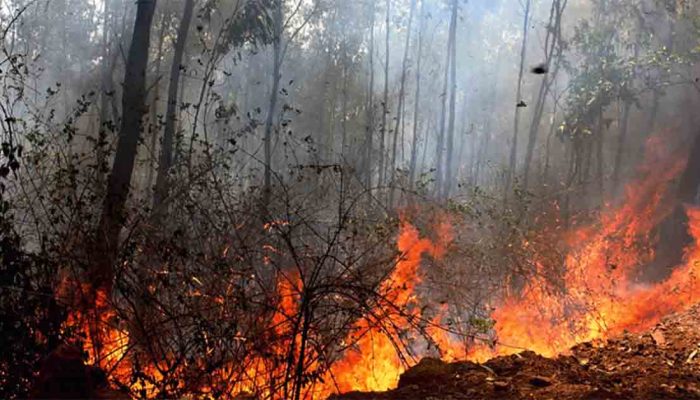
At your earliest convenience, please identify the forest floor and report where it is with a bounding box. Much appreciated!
[331,304,700,400]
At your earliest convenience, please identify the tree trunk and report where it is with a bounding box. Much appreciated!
[327,84,337,161]
[595,106,605,200]
[173,62,188,166]
[465,110,475,184]
[388,0,415,206]
[541,93,559,187]
[420,116,432,179]
[505,0,531,202]
[341,41,349,161]
[408,0,425,192]
[96,0,114,191]
[612,98,630,189]
[146,15,168,198]
[562,137,581,226]
[435,2,456,197]
[442,0,458,200]
[522,0,566,189]
[365,1,376,190]
[93,0,157,291]
[153,0,195,211]
[474,128,489,187]
[263,0,283,209]
[378,0,391,188]
[469,110,480,185]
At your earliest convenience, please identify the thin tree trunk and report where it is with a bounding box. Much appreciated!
[319,10,335,163]
[378,0,391,188]
[400,87,407,163]
[522,0,566,189]
[435,4,456,197]
[474,128,489,187]
[457,121,468,183]
[420,116,432,180]
[327,84,337,160]
[442,0,458,199]
[147,15,168,197]
[580,137,593,211]
[263,0,283,209]
[341,41,349,161]
[96,0,114,190]
[562,140,577,226]
[153,0,195,211]
[318,64,327,165]
[466,110,476,184]
[465,129,474,184]
[595,106,605,200]
[505,0,531,201]
[541,94,559,186]
[365,1,376,189]
[611,36,639,190]
[612,98,630,189]
[93,0,157,291]
[389,0,416,206]
[408,0,425,192]
[173,61,187,166]
[646,23,675,138]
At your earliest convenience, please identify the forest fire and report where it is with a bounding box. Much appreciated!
[471,135,700,361]
[56,134,700,399]
[4,0,700,398]
[316,134,700,393]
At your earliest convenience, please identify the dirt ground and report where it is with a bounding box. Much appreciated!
[331,305,700,400]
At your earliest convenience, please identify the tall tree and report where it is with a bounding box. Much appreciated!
[378,0,391,188]
[435,0,457,198]
[612,85,632,188]
[146,13,169,198]
[389,0,416,206]
[365,1,376,190]
[505,0,531,201]
[96,0,116,190]
[93,0,157,290]
[522,0,567,189]
[263,0,283,209]
[340,17,350,159]
[153,0,195,211]
[261,0,317,209]
[442,0,458,199]
[408,0,426,192]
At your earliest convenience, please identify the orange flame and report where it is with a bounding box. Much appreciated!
[324,218,452,394]
[466,135,698,361]
[59,133,700,398]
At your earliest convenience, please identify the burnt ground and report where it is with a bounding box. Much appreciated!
[331,305,700,400]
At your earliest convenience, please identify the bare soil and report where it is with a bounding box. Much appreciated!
[331,304,700,400]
